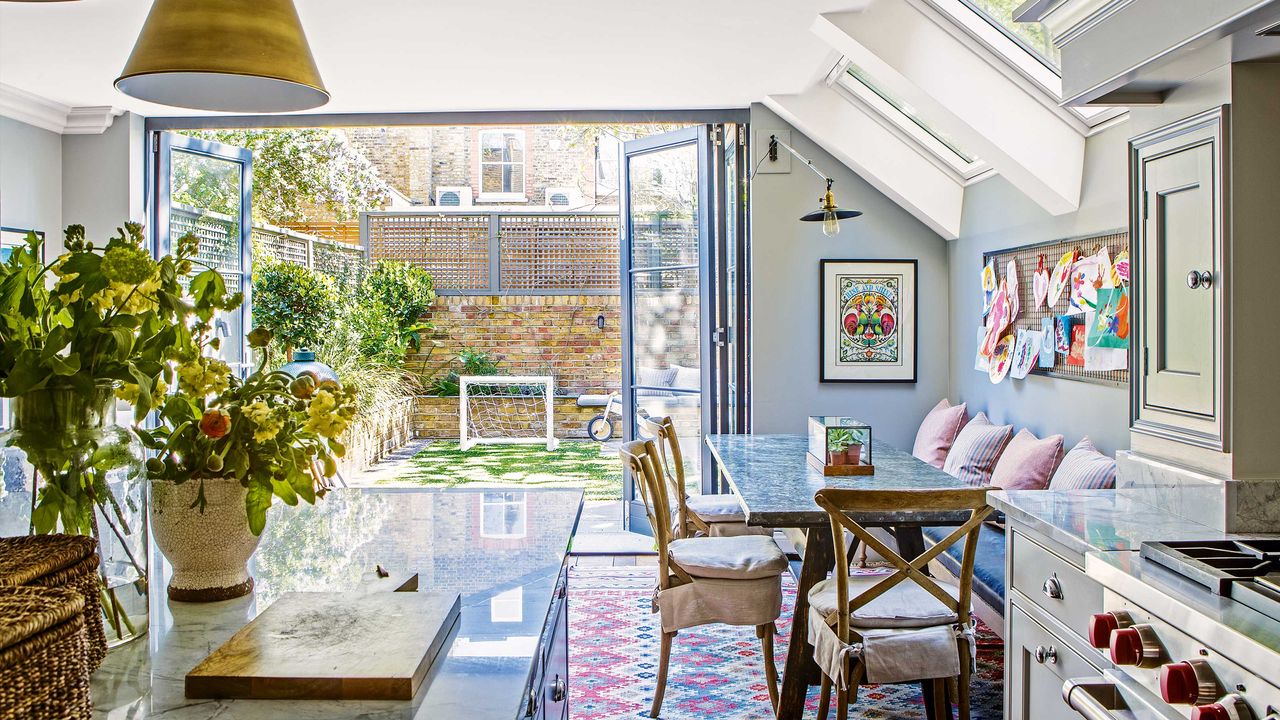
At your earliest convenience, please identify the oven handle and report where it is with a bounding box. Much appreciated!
[1063,673,1188,720]
[1062,678,1124,720]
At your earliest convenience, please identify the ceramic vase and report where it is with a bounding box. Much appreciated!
[150,475,261,602]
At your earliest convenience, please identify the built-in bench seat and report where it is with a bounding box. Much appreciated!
[921,523,1006,616]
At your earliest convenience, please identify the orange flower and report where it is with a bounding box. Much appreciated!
[199,409,231,439]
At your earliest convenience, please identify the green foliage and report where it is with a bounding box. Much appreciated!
[340,300,405,368]
[430,348,500,396]
[181,129,391,225]
[359,261,436,348]
[252,259,337,352]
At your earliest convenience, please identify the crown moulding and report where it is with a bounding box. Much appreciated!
[0,82,123,135]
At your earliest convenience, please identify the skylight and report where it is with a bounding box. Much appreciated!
[842,64,978,166]
[958,0,1060,70]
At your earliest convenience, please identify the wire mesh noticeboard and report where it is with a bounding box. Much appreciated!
[981,229,1129,387]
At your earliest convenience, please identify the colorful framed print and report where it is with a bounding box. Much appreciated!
[820,259,918,383]
[0,227,43,264]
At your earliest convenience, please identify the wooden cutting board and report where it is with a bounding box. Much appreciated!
[185,590,461,700]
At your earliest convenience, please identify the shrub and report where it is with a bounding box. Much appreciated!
[360,260,436,331]
[252,260,337,354]
[341,300,405,368]
[430,348,499,396]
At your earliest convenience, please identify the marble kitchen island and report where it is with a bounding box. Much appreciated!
[91,486,583,720]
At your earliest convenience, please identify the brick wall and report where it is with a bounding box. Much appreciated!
[413,396,615,440]
[412,294,622,396]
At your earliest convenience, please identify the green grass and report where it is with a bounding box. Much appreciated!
[379,440,622,500]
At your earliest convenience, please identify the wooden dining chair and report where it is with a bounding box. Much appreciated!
[620,439,788,717]
[809,487,993,720]
[636,414,769,538]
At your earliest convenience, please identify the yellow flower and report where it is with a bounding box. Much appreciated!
[304,386,357,439]
[244,399,284,443]
[176,357,232,398]
[115,377,167,405]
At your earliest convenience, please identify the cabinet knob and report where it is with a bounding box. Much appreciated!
[1034,645,1058,665]
[1187,270,1214,289]
[1042,573,1064,600]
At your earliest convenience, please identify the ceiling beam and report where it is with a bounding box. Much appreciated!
[765,84,965,240]
[814,5,1085,215]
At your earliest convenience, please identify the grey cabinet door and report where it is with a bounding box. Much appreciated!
[1131,108,1226,449]
[1008,603,1102,720]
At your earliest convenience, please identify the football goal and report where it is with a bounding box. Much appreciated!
[459,376,559,451]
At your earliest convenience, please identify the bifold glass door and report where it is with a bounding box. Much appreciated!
[154,132,253,375]
[621,125,735,534]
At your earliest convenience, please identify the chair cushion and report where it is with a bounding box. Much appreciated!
[922,524,1006,612]
[635,366,677,396]
[670,364,701,392]
[686,494,746,521]
[942,413,1013,487]
[807,574,961,629]
[990,429,1064,491]
[668,536,788,580]
[1049,437,1117,490]
[912,399,968,469]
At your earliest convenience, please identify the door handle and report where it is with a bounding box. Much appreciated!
[1043,573,1064,600]
[1063,679,1125,720]
[1186,270,1213,289]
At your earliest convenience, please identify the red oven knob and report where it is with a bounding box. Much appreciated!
[1088,611,1133,649]
[1110,624,1162,667]
[1161,660,1217,705]
[1191,695,1250,720]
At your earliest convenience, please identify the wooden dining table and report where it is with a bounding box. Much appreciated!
[704,433,974,720]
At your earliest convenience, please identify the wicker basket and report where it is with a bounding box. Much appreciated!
[0,586,93,720]
[0,535,105,671]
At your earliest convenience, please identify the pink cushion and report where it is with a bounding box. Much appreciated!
[1049,437,1118,490]
[942,413,1013,487]
[990,429,1064,491]
[912,400,968,469]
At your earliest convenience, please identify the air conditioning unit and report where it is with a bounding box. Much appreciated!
[435,186,474,207]
[544,186,585,208]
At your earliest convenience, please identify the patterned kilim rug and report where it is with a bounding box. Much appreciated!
[568,567,1003,720]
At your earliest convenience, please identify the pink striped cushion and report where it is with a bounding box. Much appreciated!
[942,413,1013,487]
[990,429,1064,491]
[912,399,969,469]
[1049,437,1117,490]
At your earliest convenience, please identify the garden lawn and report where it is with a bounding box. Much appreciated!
[381,441,622,501]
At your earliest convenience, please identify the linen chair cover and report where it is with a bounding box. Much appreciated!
[620,439,786,716]
[809,486,992,720]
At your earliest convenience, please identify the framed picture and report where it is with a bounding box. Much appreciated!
[1,227,43,263]
[820,259,918,383]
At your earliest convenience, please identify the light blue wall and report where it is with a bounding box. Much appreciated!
[946,121,1131,455]
[0,116,62,255]
[748,104,951,449]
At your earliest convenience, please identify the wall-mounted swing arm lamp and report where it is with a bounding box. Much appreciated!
[767,135,863,237]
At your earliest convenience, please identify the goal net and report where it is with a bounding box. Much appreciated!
[459,375,559,451]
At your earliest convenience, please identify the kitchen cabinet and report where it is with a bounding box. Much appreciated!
[1007,603,1102,720]
[1130,106,1227,452]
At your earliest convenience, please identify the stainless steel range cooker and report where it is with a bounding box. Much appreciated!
[1063,540,1280,720]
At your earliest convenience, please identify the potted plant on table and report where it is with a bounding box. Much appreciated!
[140,326,357,602]
[0,224,236,645]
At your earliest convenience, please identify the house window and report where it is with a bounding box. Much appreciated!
[481,491,527,539]
[957,0,1059,70]
[478,130,526,200]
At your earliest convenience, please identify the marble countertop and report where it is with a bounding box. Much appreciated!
[92,486,583,720]
[706,434,970,528]
[987,488,1230,557]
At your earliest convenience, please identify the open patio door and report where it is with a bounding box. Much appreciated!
[154,133,254,376]
[621,125,728,534]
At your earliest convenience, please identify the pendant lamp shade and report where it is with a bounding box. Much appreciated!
[115,0,328,113]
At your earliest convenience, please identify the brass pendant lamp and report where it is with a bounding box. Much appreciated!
[115,0,329,113]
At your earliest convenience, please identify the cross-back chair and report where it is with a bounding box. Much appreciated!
[620,439,787,717]
[810,487,993,720]
[636,414,767,538]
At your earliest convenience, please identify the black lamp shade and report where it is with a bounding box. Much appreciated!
[800,208,863,222]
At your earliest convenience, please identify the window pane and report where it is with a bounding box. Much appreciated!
[627,145,699,267]
[961,0,1060,69]
[845,65,977,164]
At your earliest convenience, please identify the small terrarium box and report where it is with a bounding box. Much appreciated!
[806,416,874,476]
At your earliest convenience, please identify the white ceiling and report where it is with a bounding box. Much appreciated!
[0,0,867,116]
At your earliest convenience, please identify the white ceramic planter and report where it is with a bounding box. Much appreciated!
[150,476,262,602]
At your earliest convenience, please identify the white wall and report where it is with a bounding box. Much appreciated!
[0,116,63,256]
[749,104,951,449]
[62,112,145,243]
[946,121,1132,455]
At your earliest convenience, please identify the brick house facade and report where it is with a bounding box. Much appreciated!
[342,125,610,210]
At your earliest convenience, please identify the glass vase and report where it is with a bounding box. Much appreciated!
[0,381,149,646]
